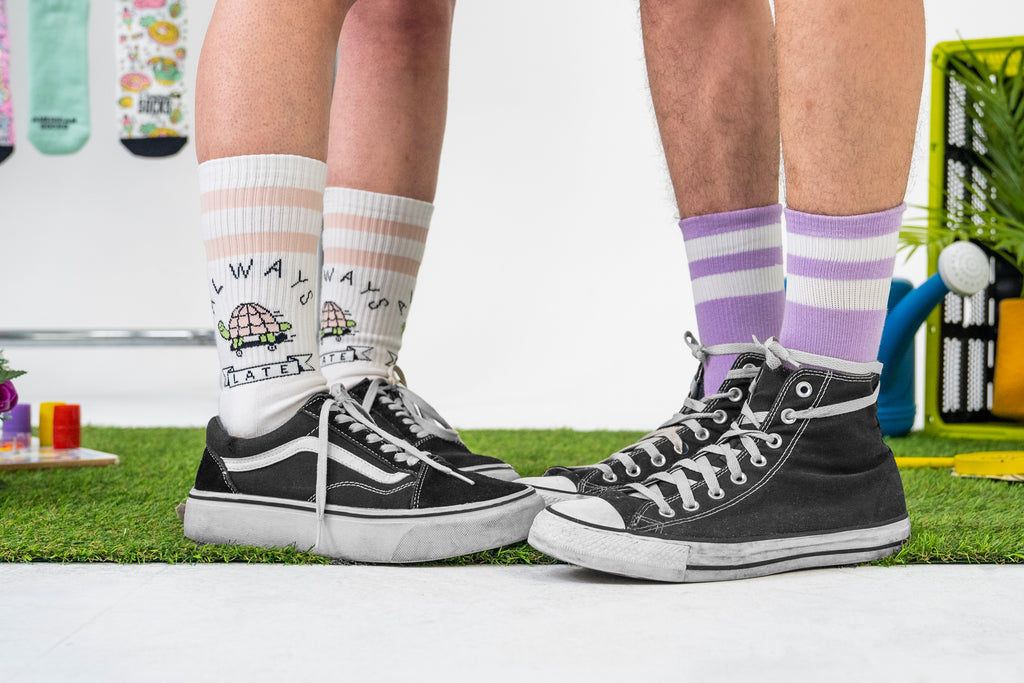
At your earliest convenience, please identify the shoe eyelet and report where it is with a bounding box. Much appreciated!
[626,465,642,478]
[731,472,747,485]
[750,455,768,467]
[780,408,797,424]
[658,507,676,518]
[651,454,667,467]
[682,501,700,512]
[795,381,813,398]
[713,409,728,424]
[602,472,618,483]
[767,434,783,449]
[728,387,744,402]
[743,363,756,370]
[708,488,725,500]
[695,427,711,441]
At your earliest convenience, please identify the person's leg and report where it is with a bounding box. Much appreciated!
[642,0,783,393]
[776,0,926,362]
[519,1,779,500]
[528,0,927,581]
[186,0,542,560]
[197,0,351,437]
[318,0,520,481]
[320,0,454,388]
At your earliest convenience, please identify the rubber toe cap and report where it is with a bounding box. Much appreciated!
[516,475,578,493]
[549,496,626,530]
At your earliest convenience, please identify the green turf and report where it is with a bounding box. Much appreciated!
[0,427,1021,565]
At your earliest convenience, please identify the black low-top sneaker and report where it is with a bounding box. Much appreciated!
[517,337,764,505]
[184,392,543,563]
[528,339,911,583]
[346,373,520,481]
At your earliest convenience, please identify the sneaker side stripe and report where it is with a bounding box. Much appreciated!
[222,437,411,485]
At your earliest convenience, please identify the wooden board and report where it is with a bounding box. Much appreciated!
[0,446,120,471]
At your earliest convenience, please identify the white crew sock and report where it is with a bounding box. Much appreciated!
[320,187,432,389]
[200,154,328,437]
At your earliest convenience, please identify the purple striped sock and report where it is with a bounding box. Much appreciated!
[779,204,904,363]
[682,204,784,392]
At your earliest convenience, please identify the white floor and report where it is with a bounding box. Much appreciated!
[2,564,1021,682]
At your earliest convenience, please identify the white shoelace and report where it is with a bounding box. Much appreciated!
[586,333,763,482]
[359,374,463,445]
[627,337,881,517]
[313,391,473,551]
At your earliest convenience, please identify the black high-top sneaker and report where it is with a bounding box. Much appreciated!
[346,371,520,481]
[517,337,764,505]
[184,392,543,563]
[528,339,911,582]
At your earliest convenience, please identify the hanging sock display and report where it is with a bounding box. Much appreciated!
[27,0,91,155]
[116,0,188,157]
[0,0,14,165]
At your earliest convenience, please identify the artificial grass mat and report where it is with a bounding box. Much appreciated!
[1,427,1022,565]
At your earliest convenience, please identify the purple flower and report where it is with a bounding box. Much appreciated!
[0,381,18,414]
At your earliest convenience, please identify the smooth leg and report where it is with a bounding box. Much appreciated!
[196,0,354,163]
[327,0,456,201]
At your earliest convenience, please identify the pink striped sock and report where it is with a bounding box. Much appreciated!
[779,204,903,363]
[320,187,432,388]
[200,154,328,437]
[682,204,784,392]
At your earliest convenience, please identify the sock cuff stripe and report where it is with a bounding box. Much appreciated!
[692,265,784,305]
[679,204,783,238]
[687,247,783,279]
[785,275,892,311]
[204,232,320,261]
[784,203,905,238]
[684,224,782,262]
[323,248,423,278]
[198,154,328,192]
[324,187,433,228]
[694,292,785,345]
[787,254,895,281]
[786,231,898,263]
[200,187,323,214]
[324,213,428,244]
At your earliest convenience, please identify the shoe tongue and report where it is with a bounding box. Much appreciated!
[746,363,792,413]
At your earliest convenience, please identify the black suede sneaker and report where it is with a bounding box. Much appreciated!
[528,339,911,582]
[183,392,543,563]
[346,373,520,481]
[517,338,764,505]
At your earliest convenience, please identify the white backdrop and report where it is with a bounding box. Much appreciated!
[1,1,1020,429]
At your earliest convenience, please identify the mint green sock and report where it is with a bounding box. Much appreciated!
[28,0,90,155]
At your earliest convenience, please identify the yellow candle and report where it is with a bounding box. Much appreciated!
[38,402,66,447]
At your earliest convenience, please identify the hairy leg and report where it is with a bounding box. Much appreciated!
[196,0,353,163]
[327,0,456,201]
[776,0,925,215]
[640,0,779,219]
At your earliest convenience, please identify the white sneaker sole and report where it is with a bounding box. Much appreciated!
[184,488,544,563]
[528,509,911,583]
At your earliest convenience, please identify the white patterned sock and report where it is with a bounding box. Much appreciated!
[320,188,432,388]
[200,154,328,437]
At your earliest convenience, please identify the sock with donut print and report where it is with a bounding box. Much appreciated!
[116,0,188,157]
[27,0,90,155]
[0,0,14,165]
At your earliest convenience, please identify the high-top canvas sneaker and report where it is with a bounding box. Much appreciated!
[184,392,543,563]
[517,339,764,505]
[346,374,520,482]
[528,340,910,582]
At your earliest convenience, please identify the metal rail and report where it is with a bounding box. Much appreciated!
[0,329,217,347]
